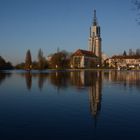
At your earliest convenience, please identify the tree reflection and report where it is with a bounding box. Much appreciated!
[22,70,140,91]
[24,72,49,91]
[38,73,48,91]
[0,72,12,86]
[25,72,32,90]
[25,70,103,121]
[70,71,86,88]
[49,72,69,90]
[22,70,140,124]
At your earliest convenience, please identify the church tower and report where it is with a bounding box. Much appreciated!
[89,10,102,60]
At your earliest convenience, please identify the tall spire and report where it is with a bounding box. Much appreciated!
[89,9,102,61]
[93,9,97,26]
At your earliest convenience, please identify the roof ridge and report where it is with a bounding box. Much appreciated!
[72,49,97,57]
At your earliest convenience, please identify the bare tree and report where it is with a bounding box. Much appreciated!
[50,52,69,69]
[38,48,47,70]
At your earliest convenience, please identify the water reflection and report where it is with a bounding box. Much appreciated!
[49,72,69,89]
[70,71,102,126]
[104,70,140,89]
[70,71,102,117]
[0,72,12,85]
[22,70,140,120]
[0,70,140,119]
[23,71,103,120]
[23,72,49,91]
[1,70,140,139]
[38,73,49,90]
[25,72,32,90]
[48,71,103,122]
[89,71,102,118]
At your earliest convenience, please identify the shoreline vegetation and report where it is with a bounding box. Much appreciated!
[1,48,140,71]
[0,56,13,70]
[1,68,140,72]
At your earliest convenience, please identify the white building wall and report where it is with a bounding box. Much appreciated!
[80,56,85,68]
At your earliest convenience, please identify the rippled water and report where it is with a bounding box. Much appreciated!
[0,70,140,140]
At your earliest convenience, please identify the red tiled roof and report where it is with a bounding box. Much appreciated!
[72,49,97,57]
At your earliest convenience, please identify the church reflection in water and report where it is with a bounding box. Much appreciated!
[69,70,102,118]
[23,70,103,119]
[0,70,140,128]
[17,70,140,120]
[88,72,102,118]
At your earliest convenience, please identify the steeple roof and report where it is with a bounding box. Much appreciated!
[93,9,98,26]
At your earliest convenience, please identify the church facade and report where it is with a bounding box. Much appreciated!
[71,10,102,68]
[70,49,99,68]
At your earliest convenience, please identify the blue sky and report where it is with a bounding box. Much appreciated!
[0,0,140,64]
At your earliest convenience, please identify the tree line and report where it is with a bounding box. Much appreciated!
[0,56,13,70]
[1,47,140,70]
[15,49,71,70]
[123,48,140,56]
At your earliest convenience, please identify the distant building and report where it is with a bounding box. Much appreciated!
[108,55,140,69]
[102,52,109,64]
[71,10,102,68]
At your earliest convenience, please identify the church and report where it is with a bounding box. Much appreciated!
[71,10,102,68]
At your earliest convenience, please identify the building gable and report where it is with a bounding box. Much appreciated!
[72,49,98,58]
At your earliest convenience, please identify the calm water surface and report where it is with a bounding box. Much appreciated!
[0,70,140,140]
